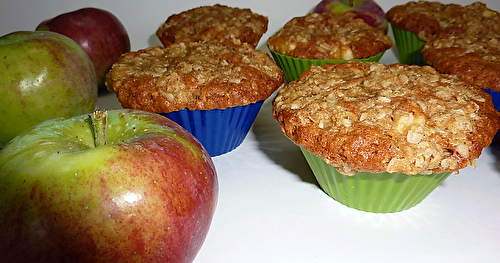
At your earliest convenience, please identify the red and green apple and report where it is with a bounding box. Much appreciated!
[313,0,388,34]
[36,7,131,91]
[0,109,218,263]
[0,30,97,148]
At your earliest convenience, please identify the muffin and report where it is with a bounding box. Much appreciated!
[106,41,284,156]
[266,12,392,83]
[387,1,496,65]
[420,4,500,111]
[272,62,500,213]
[156,4,269,48]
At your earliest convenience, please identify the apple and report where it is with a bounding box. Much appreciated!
[36,7,131,91]
[0,31,97,148]
[313,0,388,34]
[0,109,218,263]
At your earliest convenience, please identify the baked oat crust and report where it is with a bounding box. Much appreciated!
[387,1,494,42]
[156,4,268,48]
[106,42,284,112]
[421,6,500,92]
[266,12,392,60]
[272,62,500,176]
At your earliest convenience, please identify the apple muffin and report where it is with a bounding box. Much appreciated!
[267,12,392,61]
[106,42,283,112]
[386,1,486,42]
[387,1,500,65]
[272,61,500,212]
[266,12,392,82]
[273,62,499,176]
[106,41,284,156]
[420,6,500,93]
[156,4,269,48]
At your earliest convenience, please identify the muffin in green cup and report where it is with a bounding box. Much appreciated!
[390,24,426,66]
[267,12,392,83]
[272,62,500,213]
[386,1,495,66]
[269,50,386,84]
[300,147,451,213]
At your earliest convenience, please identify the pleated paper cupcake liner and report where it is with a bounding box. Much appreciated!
[391,24,427,66]
[300,148,451,213]
[160,100,264,157]
[268,49,386,83]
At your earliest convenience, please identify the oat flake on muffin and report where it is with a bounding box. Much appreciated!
[266,12,392,60]
[272,62,500,176]
[106,41,284,113]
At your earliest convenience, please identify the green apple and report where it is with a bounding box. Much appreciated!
[0,31,97,148]
[0,109,218,263]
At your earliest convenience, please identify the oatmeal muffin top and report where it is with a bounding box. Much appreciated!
[420,3,500,92]
[156,4,268,48]
[272,62,500,176]
[387,1,498,42]
[106,41,284,112]
[266,12,392,60]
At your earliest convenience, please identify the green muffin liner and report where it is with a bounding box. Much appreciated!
[269,49,386,83]
[300,148,451,213]
[391,24,427,66]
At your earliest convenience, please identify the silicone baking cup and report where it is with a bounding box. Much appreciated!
[268,50,386,83]
[391,24,427,66]
[300,148,452,213]
[160,100,264,157]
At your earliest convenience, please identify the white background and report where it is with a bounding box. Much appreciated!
[2,0,500,262]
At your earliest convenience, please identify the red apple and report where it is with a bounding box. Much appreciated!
[313,0,388,34]
[36,8,131,91]
[0,109,218,263]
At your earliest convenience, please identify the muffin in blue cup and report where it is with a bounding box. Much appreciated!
[106,41,284,156]
[162,101,264,156]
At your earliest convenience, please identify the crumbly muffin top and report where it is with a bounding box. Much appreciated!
[272,62,500,176]
[106,42,284,112]
[387,1,498,42]
[156,4,269,48]
[266,12,392,60]
[420,5,500,92]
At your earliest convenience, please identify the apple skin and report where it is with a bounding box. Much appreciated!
[36,7,131,91]
[0,109,218,263]
[313,0,388,34]
[0,31,97,148]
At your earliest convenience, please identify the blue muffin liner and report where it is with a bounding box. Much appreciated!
[483,89,500,143]
[483,89,500,112]
[160,100,264,157]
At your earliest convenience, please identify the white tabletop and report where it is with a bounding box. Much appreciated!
[2,0,500,262]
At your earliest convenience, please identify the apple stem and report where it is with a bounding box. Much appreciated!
[90,110,107,147]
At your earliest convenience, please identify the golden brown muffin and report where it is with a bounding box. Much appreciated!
[272,62,500,176]
[266,12,392,60]
[386,1,495,42]
[106,41,284,113]
[156,4,269,48]
[421,4,500,92]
